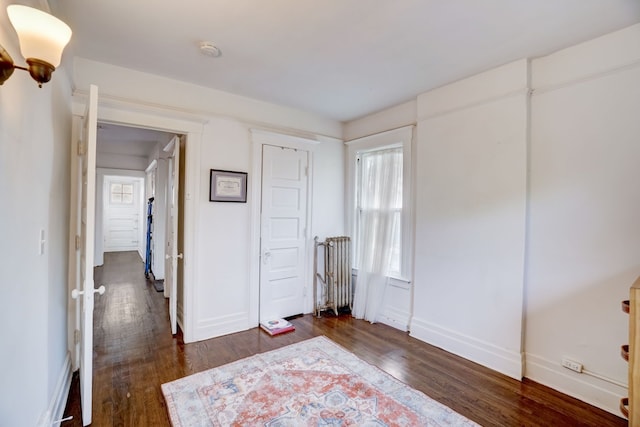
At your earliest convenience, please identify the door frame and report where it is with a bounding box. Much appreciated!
[249,129,318,327]
[68,95,205,359]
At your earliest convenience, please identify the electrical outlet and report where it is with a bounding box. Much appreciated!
[562,357,583,373]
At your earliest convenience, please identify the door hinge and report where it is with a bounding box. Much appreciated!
[75,235,81,250]
[77,141,85,156]
[305,166,308,177]
[74,329,80,344]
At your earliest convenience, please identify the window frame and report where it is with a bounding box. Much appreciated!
[346,126,413,281]
[109,181,135,205]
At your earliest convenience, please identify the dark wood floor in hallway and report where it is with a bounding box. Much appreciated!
[63,251,625,426]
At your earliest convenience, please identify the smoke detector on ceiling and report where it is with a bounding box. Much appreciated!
[199,41,221,58]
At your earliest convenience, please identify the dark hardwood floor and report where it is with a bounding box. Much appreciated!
[63,251,626,426]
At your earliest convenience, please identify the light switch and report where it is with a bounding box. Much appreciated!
[39,229,46,255]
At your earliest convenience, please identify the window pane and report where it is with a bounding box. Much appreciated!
[389,211,401,275]
[360,148,402,210]
[110,182,134,204]
[355,147,403,276]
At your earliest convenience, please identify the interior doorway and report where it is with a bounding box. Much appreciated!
[85,103,203,346]
[68,92,203,424]
[94,122,182,329]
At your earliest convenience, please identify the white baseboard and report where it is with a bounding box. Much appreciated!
[410,316,523,380]
[525,353,627,417]
[193,312,250,342]
[378,306,410,332]
[37,353,72,426]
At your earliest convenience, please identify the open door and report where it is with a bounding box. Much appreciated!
[164,136,181,335]
[70,85,104,426]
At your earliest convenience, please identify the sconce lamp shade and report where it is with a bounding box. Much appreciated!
[7,5,72,68]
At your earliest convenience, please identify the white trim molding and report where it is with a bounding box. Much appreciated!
[37,353,72,427]
[525,353,626,416]
[411,316,524,381]
[195,312,251,341]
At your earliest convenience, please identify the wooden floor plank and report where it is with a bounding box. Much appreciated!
[63,251,625,426]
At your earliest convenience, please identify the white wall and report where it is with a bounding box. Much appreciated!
[412,60,529,380]
[73,58,342,140]
[344,23,640,416]
[195,118,253,336]
[0,0,73,424]
[343,100,416,141]
[71,59,345,342]
[525,24,640,413]
[97,152,149,171]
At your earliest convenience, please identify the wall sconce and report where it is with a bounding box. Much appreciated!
[0,5,72,88]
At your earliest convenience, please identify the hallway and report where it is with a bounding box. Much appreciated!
[65,251,178,425]
[62,252,626,426]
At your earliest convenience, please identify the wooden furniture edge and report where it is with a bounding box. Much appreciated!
[628,276,640,424]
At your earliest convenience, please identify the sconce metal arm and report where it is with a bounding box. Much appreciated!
[0,45,54,87]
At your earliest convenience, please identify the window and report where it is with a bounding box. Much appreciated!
[355,147,403,276]
[110,182,134,204]
[347,126,413,280]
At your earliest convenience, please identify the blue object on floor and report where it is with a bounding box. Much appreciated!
[144,197,154,279]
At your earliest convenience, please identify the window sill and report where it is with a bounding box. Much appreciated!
[351,268,412,289]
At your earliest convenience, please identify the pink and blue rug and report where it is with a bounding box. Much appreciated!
[161,336,478,426]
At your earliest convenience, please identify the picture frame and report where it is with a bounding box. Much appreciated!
[209,169,248,202]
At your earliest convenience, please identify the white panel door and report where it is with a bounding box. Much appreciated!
[70,85,104,426]
[165,137,180,335]
[104,178,140,252]
[260,144,308,321]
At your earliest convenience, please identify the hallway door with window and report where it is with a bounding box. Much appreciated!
[104,177,142,252]
[259,144,308,321]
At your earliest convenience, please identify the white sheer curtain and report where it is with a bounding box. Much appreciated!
[352,147,403,322]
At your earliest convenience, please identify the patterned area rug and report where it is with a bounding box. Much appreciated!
[161,336,478,426]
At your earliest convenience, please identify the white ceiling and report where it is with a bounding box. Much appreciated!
[50,0,640,122]
[96,123,169,158]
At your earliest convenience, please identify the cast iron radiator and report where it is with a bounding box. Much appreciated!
[313,236,352,316]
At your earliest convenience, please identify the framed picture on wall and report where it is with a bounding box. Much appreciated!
[209,169,248,202]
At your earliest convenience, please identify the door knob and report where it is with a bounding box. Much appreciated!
[71,285,105,299]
